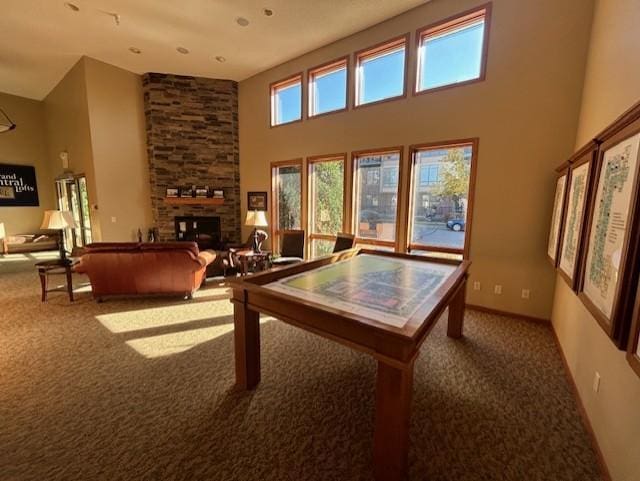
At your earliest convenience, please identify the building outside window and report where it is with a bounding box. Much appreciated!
[353,150,401,245]
[409,143,475,256]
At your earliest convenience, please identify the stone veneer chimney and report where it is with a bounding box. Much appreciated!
[142,73,240,244]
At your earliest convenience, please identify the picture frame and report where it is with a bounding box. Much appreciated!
[248,191,268,211]
[166,187,179,198]
[195,187,208,198]
[180,187,194,198]
[0,163,39,206]
[212,189,224,198]
[579,114,640,348]
[547,165,569,266]
[627,289,640,377]
[557,142,598,291]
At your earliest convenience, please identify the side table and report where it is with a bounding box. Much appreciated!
[35,259,75,302]
[236,250,271,276]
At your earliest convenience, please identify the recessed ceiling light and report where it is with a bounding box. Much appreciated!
[263,8,273,16]
[64,2,80,12]
[215,56,226,63]
[236,17,250,27]
[129,47,141,54]
[176,47,190,54]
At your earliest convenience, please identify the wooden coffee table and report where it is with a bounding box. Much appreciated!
[35,259,75,302]
[229,249,470,481]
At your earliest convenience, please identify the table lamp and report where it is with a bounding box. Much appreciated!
[245,210,268,253]
[40,210,77,264]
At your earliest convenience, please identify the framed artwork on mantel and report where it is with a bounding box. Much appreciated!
[557,142,598,291]
[579,116,640,349]
[547,166,568,266]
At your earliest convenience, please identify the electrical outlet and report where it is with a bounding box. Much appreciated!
[494,285,502,295]
[521,289,530,299]
[473,281,481,291]
[111,216,117,223]
[593,372,601,393]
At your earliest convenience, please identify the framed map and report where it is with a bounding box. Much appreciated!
[581,129,640,341]
[264,253,456,328]
[547,171,568,265]
[558,147,596,289]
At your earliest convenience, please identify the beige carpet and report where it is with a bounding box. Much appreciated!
[0,253,602,481]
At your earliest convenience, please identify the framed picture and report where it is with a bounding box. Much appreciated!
[557,142,598,290]
[579,117,640,348]
[180,187,193,198]
[627,291,640,377]
[166,187,179,198]
[212,189,224,198]
[547,167,568,266]
[195,187,208,198]
[248,191,268,211]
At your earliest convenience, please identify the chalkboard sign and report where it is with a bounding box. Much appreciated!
[0,163,39,207]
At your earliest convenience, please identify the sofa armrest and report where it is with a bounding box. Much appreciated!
[197,250,217,267]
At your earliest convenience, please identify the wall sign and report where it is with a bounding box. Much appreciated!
[0,163,39,207]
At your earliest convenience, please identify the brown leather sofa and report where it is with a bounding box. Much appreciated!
[75,242,215,300]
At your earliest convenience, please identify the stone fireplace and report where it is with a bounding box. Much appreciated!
[142,73,240,244]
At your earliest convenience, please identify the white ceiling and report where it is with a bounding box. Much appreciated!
[0,0,428,100]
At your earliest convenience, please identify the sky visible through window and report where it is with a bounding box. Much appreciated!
[313,67,346,115]
[420,21,484,90]
[359,47,405,104]
[275,83,301,124]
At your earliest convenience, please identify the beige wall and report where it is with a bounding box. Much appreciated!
[43,59,102,240]
[551,0,640,480]
[42,57,152,242]
[239,0,594,319]
[84,57,152,241]
[0,92,54,235]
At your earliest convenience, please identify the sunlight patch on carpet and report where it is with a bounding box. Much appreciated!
[126,323,235,358]
[96,302,234,333]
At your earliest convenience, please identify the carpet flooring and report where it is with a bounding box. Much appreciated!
[0,252,603,481]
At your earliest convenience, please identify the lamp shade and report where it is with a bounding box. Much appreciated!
[0,222,5,239]
[245,210,268,227]
[40,210,77,230]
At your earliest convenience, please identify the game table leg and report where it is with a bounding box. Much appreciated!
[373,359,414,481]
[234,303,261,390]
[447,278,467,339]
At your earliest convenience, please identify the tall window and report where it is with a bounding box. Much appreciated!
[416,5,490,93]
[308,155,345,257]
[308,58,348,117]
[270,74,302,126]
[353,149,402,247]
[408,140,477,258]
[271,160,302,250]
[56,174,92,251]
[355,36,408,107]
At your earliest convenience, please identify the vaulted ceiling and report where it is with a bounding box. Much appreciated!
[1,0,428,100]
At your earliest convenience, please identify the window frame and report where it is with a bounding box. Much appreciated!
[414,3,492,96]
[405,138,479,259]
[353,34,410,109]
[270,73,304,127]
[270,158,305,253]
[307,153,348,257]
[307,56,349,119]
[351,146,405,250]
